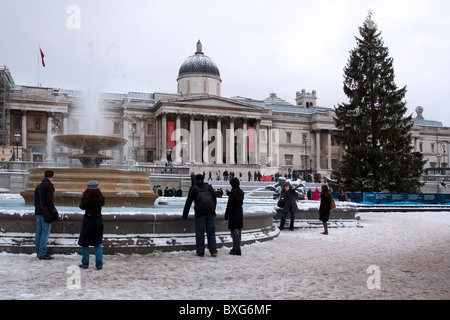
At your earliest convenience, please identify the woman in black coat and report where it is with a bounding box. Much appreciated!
[279,183,298,231]
[78,180,105,269]
[319,185,332,235]
[225,178,244,255]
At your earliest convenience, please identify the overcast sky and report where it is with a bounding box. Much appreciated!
[1,0,449,125]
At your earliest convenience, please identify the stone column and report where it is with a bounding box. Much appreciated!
[242,120,248,164]
[194,117,202,164]
[327,131,332,169]
[189,115,195,164]
[268,125,273,167]
[216,116,223,164]
[160,113,167,162]
[174,113,181,163]
[316,131,321,170]
[203,116,209,164]
[255,120,260,164]
[123,115,129,162]
[60,113,69,160]
[45,115,53,162]
[228,117,235,165]
[63,113,68,135]
[21,111,27,154]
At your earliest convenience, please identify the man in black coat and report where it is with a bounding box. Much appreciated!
[225,178,244,255]
[279,183,298,231]
[182,174,217,257]
[34,170,58,260]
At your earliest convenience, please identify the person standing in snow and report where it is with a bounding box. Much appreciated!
[182,174,218,257]
[279,183,298,231]
[318,185,332,235]
[225,177,244,255]
[78,180,105,270]
[34,170,58,260]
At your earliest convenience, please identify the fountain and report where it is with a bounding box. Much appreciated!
[20,134,158,207]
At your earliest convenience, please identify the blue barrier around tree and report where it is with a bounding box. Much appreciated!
[332,192,450,205]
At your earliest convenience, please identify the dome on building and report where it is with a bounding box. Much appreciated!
[177,40,221,80]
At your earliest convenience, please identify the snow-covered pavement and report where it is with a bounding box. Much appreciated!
[0,211,449,300]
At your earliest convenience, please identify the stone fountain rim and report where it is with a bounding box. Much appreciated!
[53,134,127,150]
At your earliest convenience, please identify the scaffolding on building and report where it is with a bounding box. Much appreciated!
[0,66,14,147]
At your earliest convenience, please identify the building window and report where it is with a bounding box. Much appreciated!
[147,151,154,162]
[285,154,293,166]
[113,122,120,135]
[261,130,266,142]
[286,132,291,144]
[147,123,154,135]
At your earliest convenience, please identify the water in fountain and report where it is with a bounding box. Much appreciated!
[79,41,102,135]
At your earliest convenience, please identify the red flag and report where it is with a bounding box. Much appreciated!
[40,48,45,67]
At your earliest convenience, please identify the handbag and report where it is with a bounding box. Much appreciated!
[330,198,336,210]
[42,206,59,223]
[277,197,286,208]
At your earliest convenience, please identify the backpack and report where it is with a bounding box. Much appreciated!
[195,185,215,213]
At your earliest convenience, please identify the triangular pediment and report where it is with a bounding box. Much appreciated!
[154,95,265,115]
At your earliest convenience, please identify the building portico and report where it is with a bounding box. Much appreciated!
[154,96,266,167]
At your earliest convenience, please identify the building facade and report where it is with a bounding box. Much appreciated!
[2,41,449,183]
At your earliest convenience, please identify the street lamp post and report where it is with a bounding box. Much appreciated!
[437,153,441,175]
[304,136,308,170]
[442,143,447,167]
[14,132,21,161]
[131,127,136,160]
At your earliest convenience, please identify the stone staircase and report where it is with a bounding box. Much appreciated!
[207,179,323,199]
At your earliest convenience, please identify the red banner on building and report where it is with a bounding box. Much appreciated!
[167,121,175,148]
[248,126,255,152]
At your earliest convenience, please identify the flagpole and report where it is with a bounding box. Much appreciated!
[37,44,40,87]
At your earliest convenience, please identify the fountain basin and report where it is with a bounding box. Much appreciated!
[53,134,127,150]
[0,209,279,254]
[53,134,127,168]
[20,167,158,207]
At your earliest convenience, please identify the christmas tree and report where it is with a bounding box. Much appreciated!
[332,13,425,193]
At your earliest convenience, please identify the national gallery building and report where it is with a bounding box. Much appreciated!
[1,41,449,181]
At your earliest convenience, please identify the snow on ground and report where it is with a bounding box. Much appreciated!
[0,211,449,300]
